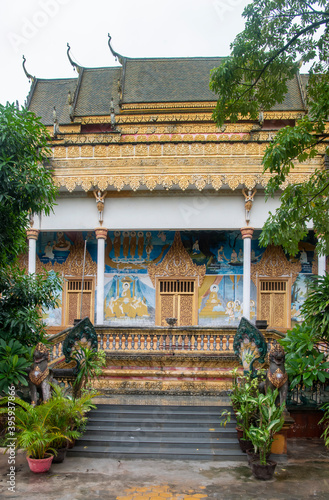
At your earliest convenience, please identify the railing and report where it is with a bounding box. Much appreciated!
[288,381,329,409]
[48,326,281,364]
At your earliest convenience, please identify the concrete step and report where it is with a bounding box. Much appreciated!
[70,402,243,460]
[83,426,238,439]
[68,445,246,461]
[77,435,241,450]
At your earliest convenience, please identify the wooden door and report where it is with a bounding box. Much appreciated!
[258,279,290,329]
[156,278,197,326]
[64,279,94,325]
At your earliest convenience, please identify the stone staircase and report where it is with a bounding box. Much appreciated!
[68,402,245,460]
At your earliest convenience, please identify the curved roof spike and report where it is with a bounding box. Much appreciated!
[22,55,35,83]
[66,43,81,73]
[108,33,125,65]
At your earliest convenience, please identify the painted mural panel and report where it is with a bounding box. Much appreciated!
[291,273,315,326]
[104,274,155,326]
[103,230,265,276]
[198,275,256,326]
[37,231,73,264]
[41,273,62,326]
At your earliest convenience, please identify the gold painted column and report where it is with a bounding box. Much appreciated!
[241,227,254,320]
[26,228,39,274]
[95,227,108,325]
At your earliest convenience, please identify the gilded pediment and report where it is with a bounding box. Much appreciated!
[148,231,206,287]
[251,245,301,285]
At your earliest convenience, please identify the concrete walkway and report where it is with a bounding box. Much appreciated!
[1,439,329,500]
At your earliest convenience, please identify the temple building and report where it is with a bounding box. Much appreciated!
[22,38,327,393]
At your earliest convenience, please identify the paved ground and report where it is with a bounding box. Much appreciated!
[1,439,329,500]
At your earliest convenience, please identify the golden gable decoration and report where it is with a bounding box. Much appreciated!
[251,245,301,286]
[148,231,206,287]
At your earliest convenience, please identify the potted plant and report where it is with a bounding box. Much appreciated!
[234,376,258,452]
[247,389,285,480]
[0,396,71,473]
[71,345,106,398]
[48,384,96,454]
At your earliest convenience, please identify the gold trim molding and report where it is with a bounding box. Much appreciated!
[52,171,313,193]
[148,231,206,287]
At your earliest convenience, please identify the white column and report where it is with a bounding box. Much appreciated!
[95,227,107,325]
[241,227,254,320]
[26,229,39,274]
[318,253,326,276]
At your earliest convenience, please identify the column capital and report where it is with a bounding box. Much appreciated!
[26,228,39,240]
[95,227,108,240]
[241,227,254,239]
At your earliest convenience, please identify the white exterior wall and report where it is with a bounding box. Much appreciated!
[38,193,303,231]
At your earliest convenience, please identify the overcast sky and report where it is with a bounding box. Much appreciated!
[0,0,251,106]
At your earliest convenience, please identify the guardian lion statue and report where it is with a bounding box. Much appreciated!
[28,342,52,406]
[265,344,289,408]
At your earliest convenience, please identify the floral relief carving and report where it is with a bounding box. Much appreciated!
[251,245,301,286]
[148,232,206,287]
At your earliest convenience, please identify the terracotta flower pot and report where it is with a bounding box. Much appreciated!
[250,459,277,480]
[26,454,53,473]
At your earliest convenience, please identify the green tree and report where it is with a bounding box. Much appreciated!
[0,103,61,392]
[0,102,57,264]
[210,0,329,255]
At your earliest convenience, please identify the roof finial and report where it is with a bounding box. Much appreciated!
[108,34,125,65]
[22,55,35,83]
[66,43,81,73]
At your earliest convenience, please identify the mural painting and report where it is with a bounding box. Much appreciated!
[104,231,174,274]
[37,232,73,264]
[104,275,155,325]
[198,275,256,326]
[291,274,315,325]
[41,273,63,327]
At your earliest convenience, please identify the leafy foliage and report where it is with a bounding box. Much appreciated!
[0,396,69,459]
[0,267,61,346]
[210,0,329,255]
[247,389,285,465]
[0,103,61,392]
[320,402,329,447]
[280,275,329,387]
[0,103,57,264]
[0,338,33,393]
[72,346,106,397]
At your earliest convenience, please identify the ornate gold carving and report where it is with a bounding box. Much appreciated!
[51,169,316,193]
[251,245,301,285]
[211,175,223,190]
[178,176,190,190]
[67,146,80,158]
[135,144,148,156]
[80,145,93,157]
[144,175,158,190]
[268,367,288,388]
[148,232,206,287]
[225,175,242,190]
[193,175,207,191]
